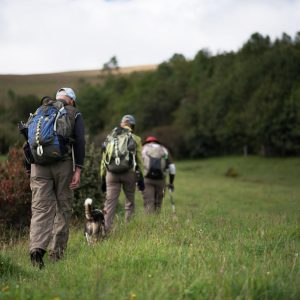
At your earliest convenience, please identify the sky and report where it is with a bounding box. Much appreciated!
[0,0,299,75]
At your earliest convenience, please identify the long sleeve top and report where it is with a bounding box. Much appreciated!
[73,112,85,168]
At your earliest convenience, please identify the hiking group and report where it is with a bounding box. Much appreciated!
[21,87,176,269]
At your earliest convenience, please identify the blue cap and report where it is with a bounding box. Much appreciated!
[56,87,76,101]
[121,114,136,125]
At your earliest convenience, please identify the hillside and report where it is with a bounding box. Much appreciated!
[0,64,157,103]
[1,32,300,158]
[1,157,299,299]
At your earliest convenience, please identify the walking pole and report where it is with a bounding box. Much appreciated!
[168,188,176,214]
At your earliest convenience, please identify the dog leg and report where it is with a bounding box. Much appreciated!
[85,232,92,245]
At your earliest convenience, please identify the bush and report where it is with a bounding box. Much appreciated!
[73,139,104,217]
[142,125,185,159]
[0,123,19,154]
[0,147,31,228]
[0,141,105,229]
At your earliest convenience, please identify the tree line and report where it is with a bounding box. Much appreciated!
[1,32,300,158]
[78,32,300,157]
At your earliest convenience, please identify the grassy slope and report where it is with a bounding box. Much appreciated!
[0,65,156,103]
[1,156,299,299]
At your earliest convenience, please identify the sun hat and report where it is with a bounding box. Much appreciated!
[143,136,162,145]
[145,136,160,144]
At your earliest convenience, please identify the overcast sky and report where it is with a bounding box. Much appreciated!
[0,0,299,74]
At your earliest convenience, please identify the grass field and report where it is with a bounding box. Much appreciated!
[1,156,299,299]
[0,65,156,103]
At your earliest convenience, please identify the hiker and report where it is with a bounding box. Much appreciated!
[141,136,176,214]
[28,88,85,268]
[100,115,144,233]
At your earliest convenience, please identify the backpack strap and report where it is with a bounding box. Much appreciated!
[36,116,44,156]
[114,136,120,166]
[103,128,117,166]
[53,106,66,132]
[64,105,79,128]
[129,132,137,170]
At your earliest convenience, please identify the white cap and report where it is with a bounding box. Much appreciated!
[56,87,76,101]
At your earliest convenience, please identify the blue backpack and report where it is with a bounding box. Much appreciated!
[27,99,74,165]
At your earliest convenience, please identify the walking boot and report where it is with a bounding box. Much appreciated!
[49,249,64,263]
[30,248,45,269]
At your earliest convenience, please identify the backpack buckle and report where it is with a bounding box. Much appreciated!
[115,157,120,166]
[37,145,43,156]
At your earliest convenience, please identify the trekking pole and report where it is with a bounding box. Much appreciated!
[168,188,176,214]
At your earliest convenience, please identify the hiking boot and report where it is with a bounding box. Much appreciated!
[49,250,64,263]
[30,248,45,269]
[49,253,60,263]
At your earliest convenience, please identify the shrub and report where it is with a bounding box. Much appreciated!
[0,147,31,228]
[73,139,104,217]
[142,125,185,159]
[0,141,105,229]
[0,123,19,154]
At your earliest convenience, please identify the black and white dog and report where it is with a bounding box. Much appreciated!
[84,198,106,245]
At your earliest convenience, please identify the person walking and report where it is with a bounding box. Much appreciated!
[28,87,85,268]
[100,115,144,233]
[141,136,176,214]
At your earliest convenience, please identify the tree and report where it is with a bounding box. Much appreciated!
[101,56,119,75]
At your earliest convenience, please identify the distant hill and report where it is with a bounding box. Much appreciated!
[0,64,157,103]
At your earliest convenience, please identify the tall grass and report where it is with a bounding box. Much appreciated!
[1,156,299,299]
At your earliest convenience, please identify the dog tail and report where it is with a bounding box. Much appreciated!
[84,198,93,220]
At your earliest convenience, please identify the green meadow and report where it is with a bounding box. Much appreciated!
[1,156,299,299]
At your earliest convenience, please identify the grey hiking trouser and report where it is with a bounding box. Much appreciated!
[142,178,166,214]
[104,170,136,232]
[29,160,73,256]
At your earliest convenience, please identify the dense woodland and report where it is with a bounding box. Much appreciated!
[1,32,300,157]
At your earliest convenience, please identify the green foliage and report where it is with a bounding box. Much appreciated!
[1,32,300,158]
[77,32,300,158]
[7,92,39,124]
[0,123,18,154]
[102,56,119,74]
[1,157,299,299]
[0,91,39,154]
[73,139,104,217]
[77,84,108,135]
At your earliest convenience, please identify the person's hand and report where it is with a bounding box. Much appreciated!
[69,168,81,190]
[101,177,107,193]
[167,183,174,192]
[137,177,145,191]
[24,159,31,178]
[25,168,31,178]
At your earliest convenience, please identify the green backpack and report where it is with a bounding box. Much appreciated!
[103,127,137,173]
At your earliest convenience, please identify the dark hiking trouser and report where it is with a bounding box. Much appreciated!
[104,170,136,233]
[142,178,166,214]
[29,160,73,257]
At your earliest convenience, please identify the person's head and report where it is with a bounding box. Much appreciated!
[144,136,160,145]
[56,87,76,106]
[120,114,136,130]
